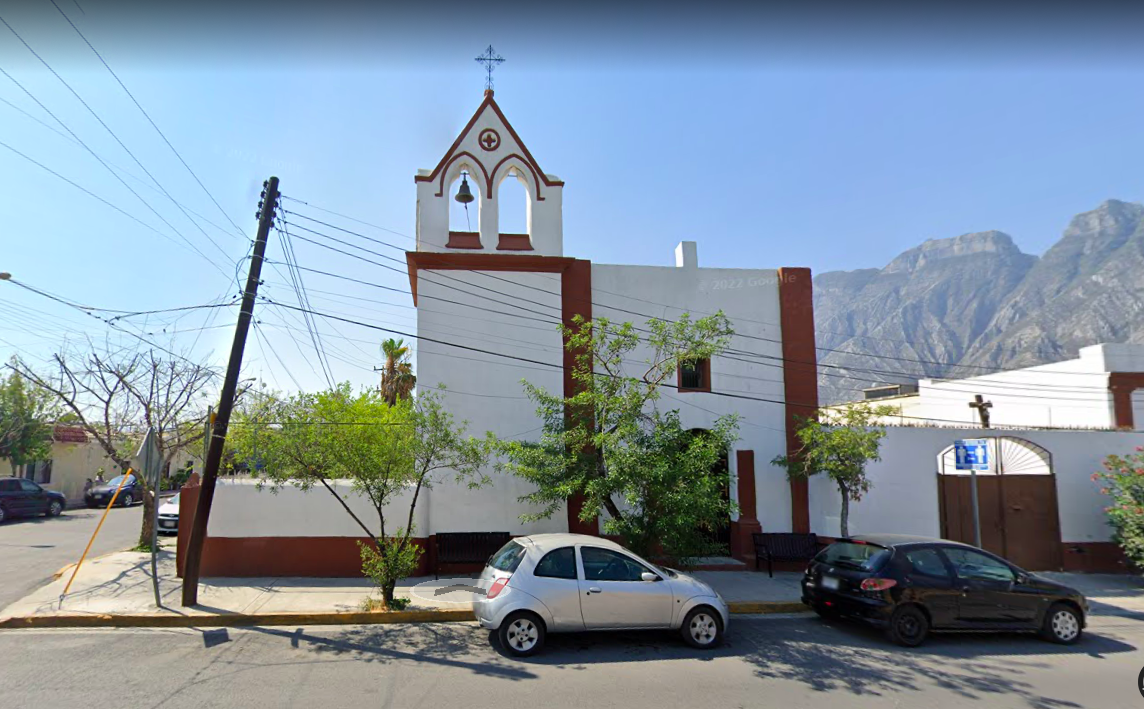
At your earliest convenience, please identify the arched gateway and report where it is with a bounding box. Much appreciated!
[936,437,1064,571]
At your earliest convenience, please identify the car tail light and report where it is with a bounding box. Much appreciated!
[859,578,897,592]
[486,577,510,599]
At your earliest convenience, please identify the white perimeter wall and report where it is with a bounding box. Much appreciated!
[591,261,789,531]
[808,426,1144,543]
[415,269,569,535]
[207,479,427,538]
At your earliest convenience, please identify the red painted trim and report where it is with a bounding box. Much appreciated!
[676,358,712,393]
[1109,372,1144,429]
[497,234,533,251]
[414,92,563,194]
[406,251,576,306]
[177,536,431,578]
[432,151,491,198]
[778,267,817,534]
[562,259,598,536]
[729,450,761,565]
[446,231,482,249]
[1061,541,1129,573]
[487,153,546,201]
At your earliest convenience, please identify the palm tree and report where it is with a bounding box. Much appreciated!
[379,338,416,405]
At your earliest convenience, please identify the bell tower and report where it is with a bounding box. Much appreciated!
[413,90,565,257]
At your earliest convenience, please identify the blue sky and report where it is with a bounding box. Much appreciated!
[3,3,1144,392]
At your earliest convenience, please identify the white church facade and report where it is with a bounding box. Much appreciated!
[404,89,820,561]
[178,90,823,577]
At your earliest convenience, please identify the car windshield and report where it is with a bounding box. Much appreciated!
[167,493,180,505]
[816,541,891,572]
[107,475,135,487]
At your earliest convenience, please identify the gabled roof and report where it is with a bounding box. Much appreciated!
[414,90,563,194]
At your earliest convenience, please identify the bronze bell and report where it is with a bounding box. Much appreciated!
[454,174,475,204]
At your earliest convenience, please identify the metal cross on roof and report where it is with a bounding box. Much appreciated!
[475,45,505,91]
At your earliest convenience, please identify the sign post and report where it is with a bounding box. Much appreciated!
[955,438,990,548]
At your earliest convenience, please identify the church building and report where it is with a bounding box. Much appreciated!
[405,88,820,566]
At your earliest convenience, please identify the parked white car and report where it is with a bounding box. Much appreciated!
[474,533,730,657]
[157,493,180,534]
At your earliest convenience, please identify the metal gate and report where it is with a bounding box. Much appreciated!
[937,437,1063,571]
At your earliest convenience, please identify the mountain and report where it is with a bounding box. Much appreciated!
[813,200,1144,404]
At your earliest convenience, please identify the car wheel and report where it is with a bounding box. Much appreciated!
[46,501,63,517]
[1041,603,1082,645]
[886,605,929,647]
[498,611,545,658]
[681,606,724,649]
[120,493,133,507]
[0,505,6,524]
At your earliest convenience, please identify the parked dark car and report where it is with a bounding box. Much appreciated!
[0,477,66,523]
[84,474,139,508]
[801,534,1088,647]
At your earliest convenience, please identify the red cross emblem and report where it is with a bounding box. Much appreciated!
[478,128,501,151]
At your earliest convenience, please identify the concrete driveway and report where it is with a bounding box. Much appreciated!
[0,504,144,609]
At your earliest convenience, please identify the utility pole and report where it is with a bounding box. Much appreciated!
[182,177,278,607]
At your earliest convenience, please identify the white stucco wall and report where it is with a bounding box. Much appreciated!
[591,257,790,531]
[415,269,569,535]
[808,426,1144,543]
[207,479,428,538]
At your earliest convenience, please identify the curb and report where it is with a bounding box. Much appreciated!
[0,601,805,630]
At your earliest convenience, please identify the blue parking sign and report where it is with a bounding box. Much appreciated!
[955,439,989,471]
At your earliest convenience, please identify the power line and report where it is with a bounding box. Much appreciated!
[47,0,244,238]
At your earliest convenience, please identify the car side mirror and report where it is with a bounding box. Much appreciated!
[641,572,660,582]
[1014,572,1029,585]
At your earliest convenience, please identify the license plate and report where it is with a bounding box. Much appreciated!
[821,575,840,591]
[159,521,176,528]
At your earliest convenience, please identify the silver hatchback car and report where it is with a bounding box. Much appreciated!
[474,533,730,657]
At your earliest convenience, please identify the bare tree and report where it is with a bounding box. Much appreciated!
[13,342,218,548]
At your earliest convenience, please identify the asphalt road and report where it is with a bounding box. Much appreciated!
[2,613,1141,708]
[0,503,144,610]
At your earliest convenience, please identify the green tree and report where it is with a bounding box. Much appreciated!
[232,385,488,606]
[772,403,895,538]
[0,365,56,475]
[379,338,416,406]
[496,313,738,562]
[1093,445,1144,569]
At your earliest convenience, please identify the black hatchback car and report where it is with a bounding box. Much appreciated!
[85,473,139,508]
[801,534,1088,647]
[0,477,66,523]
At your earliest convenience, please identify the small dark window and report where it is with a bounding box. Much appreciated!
[678,358,711,392]
[0,480,17,492]
[534,547,577,580]
[904,548,951,579]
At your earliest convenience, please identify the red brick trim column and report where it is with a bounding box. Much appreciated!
[729,450,762,566]
[778,267,817,534]
[1109,372,1144,429]
[562,259,599,535]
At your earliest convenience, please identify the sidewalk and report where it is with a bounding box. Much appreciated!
[2,547,1139,629]
[0,548,807,628]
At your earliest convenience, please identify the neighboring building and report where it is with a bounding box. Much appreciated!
[829,343,1144,430]
[14,425,198,505]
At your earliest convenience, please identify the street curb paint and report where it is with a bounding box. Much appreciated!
[0,601,805,630]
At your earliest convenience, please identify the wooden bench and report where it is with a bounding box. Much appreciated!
[752,532,820,577]
[434,532,511,579]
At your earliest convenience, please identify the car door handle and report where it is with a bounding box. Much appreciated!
[587,587,602,595]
